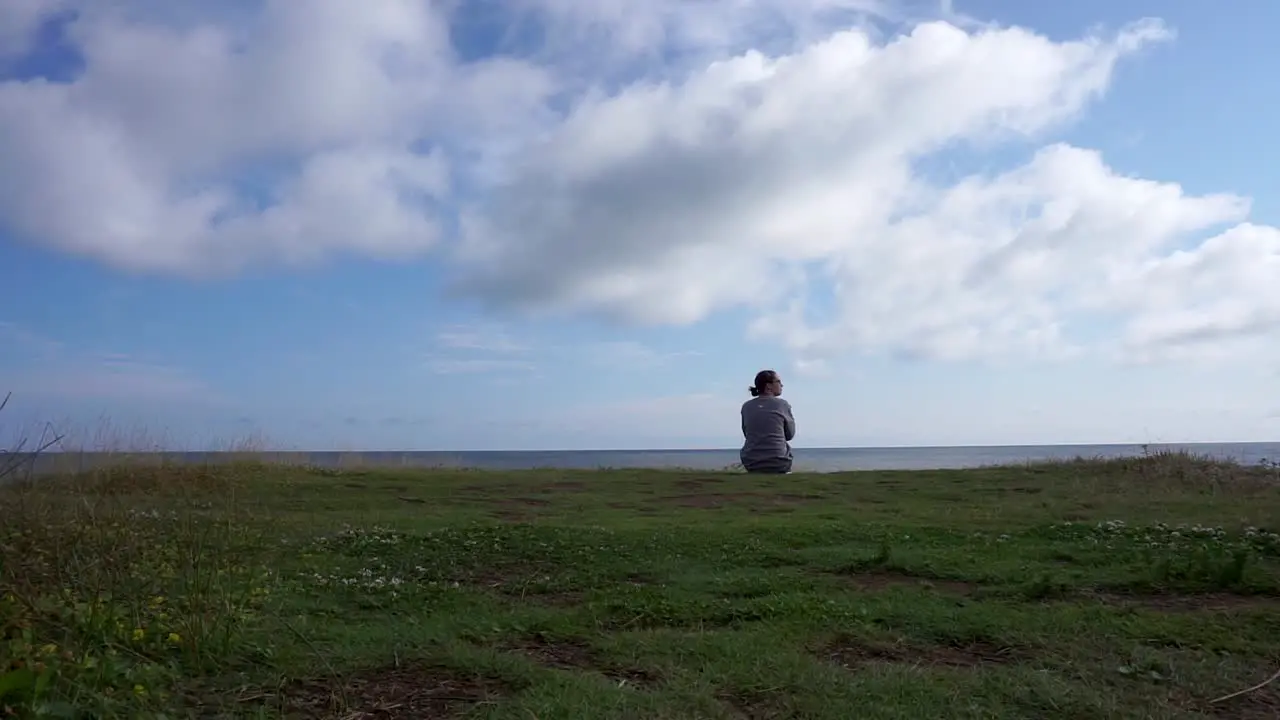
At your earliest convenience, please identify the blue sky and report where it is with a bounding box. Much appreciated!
[3,0,1280,451]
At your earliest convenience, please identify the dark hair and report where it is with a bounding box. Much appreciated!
[749,369,778,397]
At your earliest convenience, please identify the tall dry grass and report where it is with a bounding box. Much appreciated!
[0,396,278,717]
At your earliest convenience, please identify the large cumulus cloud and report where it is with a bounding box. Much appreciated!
[2,1,1276,364]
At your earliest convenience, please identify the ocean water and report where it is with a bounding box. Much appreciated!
[20,442,1280,475]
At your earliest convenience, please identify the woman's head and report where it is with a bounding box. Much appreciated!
[749,369,783,397]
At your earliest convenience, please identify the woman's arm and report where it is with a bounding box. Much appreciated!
[782,402,796,441]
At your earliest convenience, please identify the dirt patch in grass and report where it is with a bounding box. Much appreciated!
[544,480,589,491]
[972,486,1045,495]
[674,476,728,491]
[460,480,588,495]
[507,496,551,506]
[656,492,827,509]
[1176,685,1280,720]
[497,583,585,605]
[657,492,754,508]
[748,506,796,515]
[501,634,659,688]
[1090,590,1280,613]
[775,492,827,501]
[275,663,511,719]
[818,635,1020,671]
[836,570,978,596]
[483,496,552,520]
[1204,696,1280,720]
[515,589,585,607]
[458,566,587,606]
[489,509,535,522]
[1208,691,1280,720]
[716,689,788,719]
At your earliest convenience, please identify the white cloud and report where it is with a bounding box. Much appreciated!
[509,0,895,68]
[0,323,216,403]
[579,341,702,368]
[22,358,215,402]
[434,324,527,354]
[1112,224,1280,363]
[453,20,1176,325]
[2,3,1278,368]
[0,0,550,275]
[424,357,536,375]
[426,323,534,376]
[751,143,1250,363]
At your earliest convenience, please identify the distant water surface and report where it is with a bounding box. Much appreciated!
[22,442,1280,475]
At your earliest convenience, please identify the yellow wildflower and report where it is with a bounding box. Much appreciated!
[167,633,181,644]
[132,628,145,641]
[133,684,147,697]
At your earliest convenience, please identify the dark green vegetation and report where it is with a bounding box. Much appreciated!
[2,452,1279,719]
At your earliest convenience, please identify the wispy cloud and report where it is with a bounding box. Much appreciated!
[0,320,65,360]
[0,321,220,404]
[580,341,702,368]
[20,356,218,402]
[555,392,734,447]
[426,323,536,376]
[792,358,832,377]
[434,324,527,354]
[424,356,537,375]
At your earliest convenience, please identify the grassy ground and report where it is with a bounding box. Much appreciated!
[2,452,1279,719]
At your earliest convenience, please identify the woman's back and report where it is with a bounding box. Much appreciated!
[741,396,795,461]
[739,369,796,474]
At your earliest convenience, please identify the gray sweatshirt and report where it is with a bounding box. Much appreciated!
[740,396,796,466]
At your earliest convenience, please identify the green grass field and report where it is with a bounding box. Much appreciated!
[2,452,1279,719]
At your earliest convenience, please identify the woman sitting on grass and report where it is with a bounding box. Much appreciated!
[740,369,796,474]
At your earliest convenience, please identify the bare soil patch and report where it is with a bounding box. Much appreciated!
[275,663,510,719]
[1206,690,1280,720]
[500,583,586,606]
[656,491,827,509]
[507,496,551,506]
[674,476,728,491]
[835,570,977,596]
[1175,685,1280,720]
[482,496,552,520]
[1090,590,1280,613]
[489,509,534,522]
[775,492,827,501]
[460,480,587,496]
[658,492,755,508]
[457,567,587,606]
[513,589,585,607]
[501,634,659,688]
[973,486,1045,495]
[747,506,796,515]
[716,689,788,719]
[818,635,1020,671]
